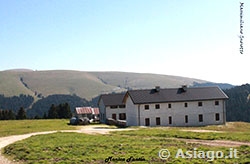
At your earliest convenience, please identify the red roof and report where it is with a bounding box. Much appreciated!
[76,107,92,114]
[92,108,99,115]
[75,107,99,115]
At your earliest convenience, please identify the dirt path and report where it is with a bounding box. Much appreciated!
[175,138,250,147]
[178,129,250,147]
[181,129,225,133]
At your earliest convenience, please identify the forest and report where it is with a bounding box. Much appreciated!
[0,94,34,113]
[224,84,250,122]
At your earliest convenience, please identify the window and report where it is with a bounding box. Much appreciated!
[185,115,188,123]
[144,105,149,110]
[184,102,188,108]
[119,105,126,108]
[169,116,172,124]
[198,102,203,107]
[199,114,203,122]
[168,104,172,108]
[155,104,160,109]
[112,114,116,120]
[215,113,220,121]
[110,105,118,109]
[215,101,219,106]
[119,113,126,120]
[145,118,150,126]
[156,117,161,125]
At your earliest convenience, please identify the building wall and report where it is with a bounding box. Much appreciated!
[105,106,126,120]
[126,96,139,126]
[98,99,106,123]
[126,98,226,127]
[99,98,127,123]
[77,113,92,119]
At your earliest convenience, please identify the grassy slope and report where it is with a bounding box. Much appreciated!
[0,71,34,97]
[91,71,207,89]
[2,121,250,163]
[20,70,117,100]
[0,70,208,100]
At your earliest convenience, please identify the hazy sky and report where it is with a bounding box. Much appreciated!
[0,0,249,85]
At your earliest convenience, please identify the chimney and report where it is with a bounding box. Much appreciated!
[155,86,160,92]
[182,85,187,92]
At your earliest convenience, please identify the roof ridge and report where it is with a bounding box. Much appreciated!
[127,86,221,91]
[101,92,126,96]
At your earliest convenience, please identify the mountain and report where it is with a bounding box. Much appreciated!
[2,69,250,121]
[0,69,213,100]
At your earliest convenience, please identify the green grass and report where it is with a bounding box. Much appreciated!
[2,121,250,163]
[3,132,250,164]
[0,119,76,137]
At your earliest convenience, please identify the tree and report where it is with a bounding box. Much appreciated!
[27,94,88,118]
[16,107,26,120]
[7,110,16,120]
[60,103,72,119]
[48,104,58,119]
[43,112,47,119]
[47,103,72,119]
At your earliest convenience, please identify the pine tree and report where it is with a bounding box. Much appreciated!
[48,104,58,119]
[16,107,26,120]
[43,112,47,119]
[8,110,16,120]
[56,103,72,119]
[57,104,63,119]
[63,103,72,119]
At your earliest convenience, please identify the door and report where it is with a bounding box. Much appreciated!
[112,113,116,120]
[145,118,150,126]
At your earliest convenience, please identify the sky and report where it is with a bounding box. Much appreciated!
[0,0,249,85]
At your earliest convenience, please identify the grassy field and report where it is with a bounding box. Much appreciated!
[0,119,76,137]
[1,121,250,163]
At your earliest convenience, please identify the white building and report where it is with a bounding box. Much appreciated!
[98,93,126,123]
[98,86,228,127]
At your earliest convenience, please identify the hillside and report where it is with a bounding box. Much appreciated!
[0,71,34,97]
[0,69,210,100]
[1,69,249,121]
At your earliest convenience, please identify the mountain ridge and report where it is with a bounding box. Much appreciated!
[0,69,233,100]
